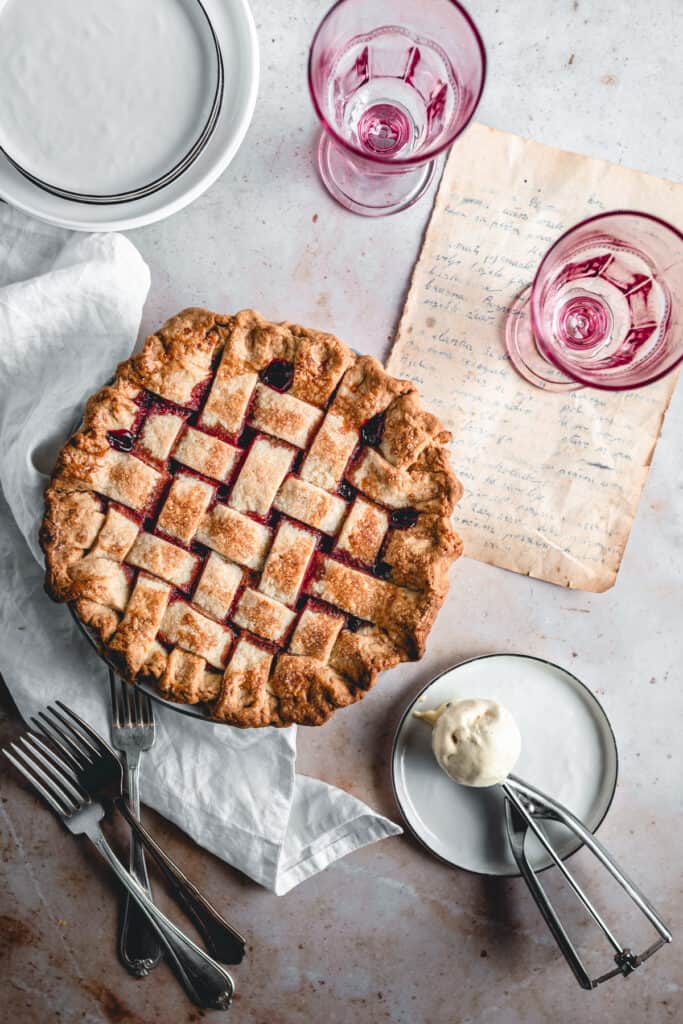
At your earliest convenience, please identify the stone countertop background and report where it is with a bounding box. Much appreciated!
[1,2,682,1022]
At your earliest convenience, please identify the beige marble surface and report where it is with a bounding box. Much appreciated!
[1,1,682,1021]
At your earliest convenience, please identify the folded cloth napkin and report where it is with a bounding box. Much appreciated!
[0,205,400,894]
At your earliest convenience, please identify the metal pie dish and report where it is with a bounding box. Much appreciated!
[391,653,619,877]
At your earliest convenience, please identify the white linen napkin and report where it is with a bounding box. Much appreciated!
[0,205,401,894]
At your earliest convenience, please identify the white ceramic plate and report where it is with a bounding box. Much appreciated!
[392,654,619,876]
[0,0,258,230]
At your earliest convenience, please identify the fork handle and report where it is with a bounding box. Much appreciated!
[87,825,234,1010]
[115,797,246,964]
[118,753,163,976]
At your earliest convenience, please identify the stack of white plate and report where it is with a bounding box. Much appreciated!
[0,0,259,230]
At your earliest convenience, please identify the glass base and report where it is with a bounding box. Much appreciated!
[316,134,435,217]
[505,287,582,392]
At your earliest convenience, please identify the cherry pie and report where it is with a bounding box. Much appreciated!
[41,309,463,727]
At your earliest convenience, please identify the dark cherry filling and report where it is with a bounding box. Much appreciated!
[260,359,294,392]
[360,411,385,449]
[390,507,418,529]
[106,429,134,452]
[237,425,257,449]
[337,479,355,502]
[346,614,366,633]
[373,560,392,580]
[317,534,334,554]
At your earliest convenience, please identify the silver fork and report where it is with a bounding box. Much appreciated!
[27,700,246,962]
[3,707,235,1010]
[108,670,163,976]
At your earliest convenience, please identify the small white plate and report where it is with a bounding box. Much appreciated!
[392,654,618,876]
[0,0,258,230]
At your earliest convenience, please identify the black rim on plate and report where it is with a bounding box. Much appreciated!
[390,652,620,877]
[0,0,224,206]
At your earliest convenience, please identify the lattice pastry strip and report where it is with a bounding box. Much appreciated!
[109,575,171,675]
[228,437,294,517]
[213,637,274,725]
[157,650,223,704]
[138,412,185,462]
[200,370,258,437]
[68,556,130,611]
[288,606,344,661]
[157,474,214,545]
[335,497,388,566]
[173,426,239,482]
[90,450,163,511]
[258,520,317,606]
[159,601,233,669]
[90,507,139,562]
[192,552,243,621]
[273,476,347,535]
[232,589,296,645]
[125,533,199,590]
[306,556,398,624]
[299,411,358,492]
[249,383,323,448]
[195,504,272,571]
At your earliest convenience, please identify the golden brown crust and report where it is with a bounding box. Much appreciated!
[330,355,412,427]
[329,626,402,689]
[270,656,356,727]
[41,308,463,728]
[383,514,463,591]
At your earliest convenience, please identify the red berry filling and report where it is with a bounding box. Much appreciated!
[390,507,418,529]
[106,429,134,452]
[360,412,385,448]
[259,360,294,392]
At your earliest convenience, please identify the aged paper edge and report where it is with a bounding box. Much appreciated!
[386,123,680,592]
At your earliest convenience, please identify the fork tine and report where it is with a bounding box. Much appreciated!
[24,731,82,784]
[33,712,91,769]
[128,684,140,726]
[47,704,104,761]
[132,686,143,724]
[133,686,150,726]
[139,690,155,727]
[54,700,119,759]
[4,745,75,816]
[48,703,102,759]
[109,670,122,727]
[19,735,89,807]
[121,681,133,726]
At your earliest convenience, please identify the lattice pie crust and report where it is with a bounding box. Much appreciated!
[41,309,463,727]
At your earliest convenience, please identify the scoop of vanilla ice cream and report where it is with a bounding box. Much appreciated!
[417,698,521,787]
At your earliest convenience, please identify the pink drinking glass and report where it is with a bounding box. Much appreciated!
[505,211,683,391]
[308,0,486,217]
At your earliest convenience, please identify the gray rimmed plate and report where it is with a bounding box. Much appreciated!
[391,653,619,876]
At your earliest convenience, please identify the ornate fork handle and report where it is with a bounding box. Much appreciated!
[118,749,163,975]
[86,821,234,1010]
[115,797,246,964]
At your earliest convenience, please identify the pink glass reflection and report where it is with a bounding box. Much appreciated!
[308,0,486,217]
[505,211,683,392]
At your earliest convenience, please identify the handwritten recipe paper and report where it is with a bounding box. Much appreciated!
[388,124,683,591]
